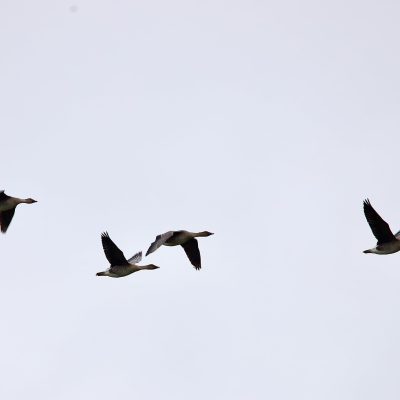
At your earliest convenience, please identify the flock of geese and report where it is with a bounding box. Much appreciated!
[2,190,400,275]
[0,190,214,278]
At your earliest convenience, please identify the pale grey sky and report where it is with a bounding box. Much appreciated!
[1,0,400,399]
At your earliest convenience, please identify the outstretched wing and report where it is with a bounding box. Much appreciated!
[146,231,174,256]
[363,199,396,245]
[181,238,201,270]
[0,191,10,202]
[101,232,128,266]
[128,251,142,264]
[0,209,16,233]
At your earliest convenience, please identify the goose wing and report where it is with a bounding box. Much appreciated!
[181,238,201,270]
[0,209,15,233]
[146,231,175,256]
[0,191,10,202]
[101,232,128,266]
[128,251,142,264]
[363,199,396,245]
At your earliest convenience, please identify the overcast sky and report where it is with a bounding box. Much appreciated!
[2,1,400,399]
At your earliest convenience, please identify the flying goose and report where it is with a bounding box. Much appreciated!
[363,199,400,254]
[146,230,214,270]
[0,190,37,233]
[97,232,159,277]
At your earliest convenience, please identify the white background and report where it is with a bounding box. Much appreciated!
[1,1,400,399]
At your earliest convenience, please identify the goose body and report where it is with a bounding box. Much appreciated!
[0,190,37,233]
[146,230,213,270]
[363,199,400,254]
[97,232,159,278]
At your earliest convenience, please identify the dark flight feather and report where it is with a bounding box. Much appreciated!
[101,232,128,266]
[0,209,15,233]
[181,238,201,270]
[363,199,396,245]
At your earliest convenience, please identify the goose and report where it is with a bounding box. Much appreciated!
[363,199,400,254]
[97,232,159,277]
[0,190,37,233]
[146,230,214,270]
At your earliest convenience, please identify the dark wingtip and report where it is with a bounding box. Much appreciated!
[145,245,154,257]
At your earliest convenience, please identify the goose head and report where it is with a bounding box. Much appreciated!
[25,198,37,204]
